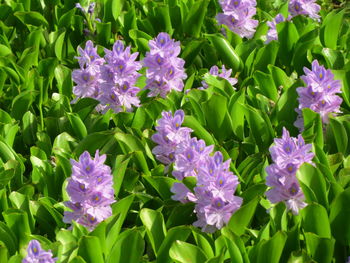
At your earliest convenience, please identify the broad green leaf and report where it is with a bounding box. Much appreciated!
[192,229,214,259]
[252,41,279,73]
[182,115,215,146]
[14,11,49,27]
[257,231,287,263]
[156,226,191,263]
[140,208,166,255]
[206,34,243,73]
[183,0,209,38]
[301,204,331,238]
[228,196,259,236]
[143,176,176,200]
[320,9,345,49]
[296,164,328,209]
[304,233,335,263]
[77,236,104,263]
[54,31,66,61]
[277,21,299,66]
[106,229,144,263]
[169,240,208,263]
[22,111,37,146]
[66,113,87,140]
[253,70,277,101]
[329,117,348,155]
[329,187,350,246]
[3,209,31,247]
[11,90,37,121]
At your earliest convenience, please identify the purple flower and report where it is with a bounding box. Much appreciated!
[216,0,258,39]
[72,41,104,102]
[98,40,142,113]
[143,33,187,98]
[295,60,342,128]
[152,110,242,232]
[64,150,115,231]
[22,240,57,263]
[151,110,192,165]
[265,14,287,44]
[201,65,238,89]
[265,128,314,215]
[288,0,321,21]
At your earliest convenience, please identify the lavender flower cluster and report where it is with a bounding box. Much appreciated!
[72,33,186,112]
[63,150,115,231]
[201,65,238,89]
[143,33,187,98]
[288,0,321,21]
[152,110,242,232]
[216,0,258,39]
[295,60,343,129]
[22,240,57,263]
[265,128,314,215]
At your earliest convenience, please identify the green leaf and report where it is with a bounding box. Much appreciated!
[252,41,279,73]
[54,31,66,61]
[277,22,299,66]
[143,176,176,200]
[11,90,37,121]
[320,9,345,49]
[66,113,87,140]
[22,111,37,146]
[182,115,215,146]
[206,34,243,74]
[257,231,287,263]
[304,233,335,263]
[192,229,214,259]
[183,0,209,38]
[228,196,259,236]
[106,229,144,263]
[77,236,104,263]
[0,44,11,57]
[140,208,166,255]
[156,226,192,263]
[14,11,49,27]
[329,187,350,246]
[296,163,328,208]
[301,204,331,238]
[253,70,277,101]
[169,240,208,263]
[3,209,31,247]
[329,117,348,155]
[202,93,233,141]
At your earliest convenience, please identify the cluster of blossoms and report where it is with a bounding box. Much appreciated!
[72,33,187,110]
[22,240,57,263]
[294,60,342,129]
[201,65,238,89]
[143,33,187,98]
[288,0,321,21]
[98,41,142,113]
[216,0,258,39]
[63,150,115,231]
[152,110,242,232]
[265,128,314,214]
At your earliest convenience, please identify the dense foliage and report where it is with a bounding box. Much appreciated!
[0,0,349,262]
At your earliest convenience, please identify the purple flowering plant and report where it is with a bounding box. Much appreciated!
[22,240,57,263]
[265,128,314,214]
[63,150,115,231]
[295,60,343,129]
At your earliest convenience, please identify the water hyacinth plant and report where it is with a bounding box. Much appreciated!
[0,0,349,262]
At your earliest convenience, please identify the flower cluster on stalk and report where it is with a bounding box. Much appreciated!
[216,0,258,39]
[22,240,57,263]
[63,150,115,231]
[152,110,242,232]
[98,41,142,113]
[288,0,321,21]
[294,60,342,129]
[72,33,187,110]
[201,65,238,89]
[143,33,187,98]
[265,128,314,215]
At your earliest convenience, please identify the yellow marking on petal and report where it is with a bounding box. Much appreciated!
[187,153,192,159]
[219,179,223,185]
[321,100,326,105]
[175,123,180,128]
[79,184,85,190]
[231,17,235,23]
[118,65,124,70]
[319,73,323,79]
[217,202,222,207]
[110,94,116,100]
[83,75,88,81]
[86,166,91,172]
[233,0,238,5]
[33,247,38,253]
